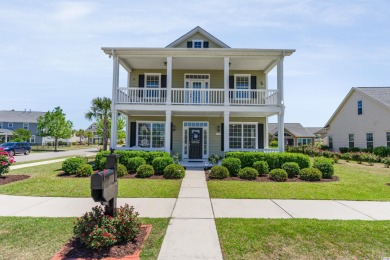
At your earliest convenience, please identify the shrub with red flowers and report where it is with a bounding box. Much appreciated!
[0,148,15,176]
[73,204,141,249]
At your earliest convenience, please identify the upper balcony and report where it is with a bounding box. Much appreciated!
[117,87,279,106]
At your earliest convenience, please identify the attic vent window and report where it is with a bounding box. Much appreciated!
[187,40,209,48]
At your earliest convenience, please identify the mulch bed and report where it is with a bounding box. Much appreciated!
[205,172,339,182]
[52,225,151,260]
[57,172,166,180]
[0,175,30,185]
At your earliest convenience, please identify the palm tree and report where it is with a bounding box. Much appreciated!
[75,129,86,144]
[85,97,111,151]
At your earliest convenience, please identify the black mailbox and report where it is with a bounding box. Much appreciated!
[90,149,120,216]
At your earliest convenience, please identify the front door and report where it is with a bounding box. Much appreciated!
[189,128,202,159]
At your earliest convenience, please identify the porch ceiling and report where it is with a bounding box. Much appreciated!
[103,48,295,71]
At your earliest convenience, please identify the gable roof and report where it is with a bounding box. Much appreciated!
[0,110,46,123]
[268,123,315,137]
[325,87,390,127]
[306,127,325,135]
[166,26,230,48]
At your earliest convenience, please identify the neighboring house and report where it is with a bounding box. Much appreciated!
[306,127,327,144]
[102,26,295,161]
[85,123,102,144]
[0,110,46,144]
[269,123,315,146]
[325,87,390,152]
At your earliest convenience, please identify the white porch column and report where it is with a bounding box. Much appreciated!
[265,117,269,148]
[224,57,230,106]
[277,110,285,152]
[165,110,171,153]
[110,54,119,149]
[127,71,131,88]
[277,56,284,105]
[224,111,230,153]
[126,115,130,147]
[166,57,172,105]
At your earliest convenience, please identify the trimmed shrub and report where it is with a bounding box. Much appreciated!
[73,204,140,250]
[225,152,310,170]
[221,157,241,177]
[382,157,390,168]
[349,147,361,153]
[253,161,269,176]
[117,163,127,177]
[164,164,185,179]
[339,147,349,153]
[342,153,352,162]
[209,166,229,179]
[136,164,154,178]
[363,153,379,166]
[126,157,146,172]
[333,153,341,163]
[75,164,93,177]
[238,167,258,180]
[373,146,389,157]
[281,162,300,178]
[62,157,88,174]
[269,168,288,182]
[352,152,364,164]
[313,157,334,179]
[152,157,174,175]
[299,168,322,181]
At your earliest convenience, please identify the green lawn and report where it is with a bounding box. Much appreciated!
[208,161,390,200]
[0,217,169,260]
[216,218,390,260]
[0,162,181,198]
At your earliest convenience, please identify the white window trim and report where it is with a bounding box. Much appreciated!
[144,73,161,88]
[358,100,363,115]
[23,123,29,130]
[229,122,257,150]
[366,132,374,148]
[192,39,204,48]
[30,135,36,143]
[386,131,390,147]
[234,74,251,100]
[182,121,209,159]
[136,121,165,150]
[8,122,13,128]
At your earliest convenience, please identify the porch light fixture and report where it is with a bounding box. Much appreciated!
[217,125,220,133]
[261,81,264,86]
[172,124,176,131]
[164,62,167,66]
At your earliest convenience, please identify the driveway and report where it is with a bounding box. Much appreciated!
[13,148,99,163]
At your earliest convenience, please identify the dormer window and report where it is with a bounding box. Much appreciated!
[186,40,209,48]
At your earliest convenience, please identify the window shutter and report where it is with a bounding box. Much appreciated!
[170,123,173,150]
[139,75,145,88]
[251,76,257,99]
[187,41,192,48]
[204,41,209,48]
[161,75,167,88]
[221,123,224,151]
[229,76,234,99]
[130,122,136,147]
[258,124,264,149]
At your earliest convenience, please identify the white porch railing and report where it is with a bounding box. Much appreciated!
[117,88,278,106]
[172,88,225,105]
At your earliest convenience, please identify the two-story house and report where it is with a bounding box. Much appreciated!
[325,87,390,152]
[0,110,46,144]
[102,26,294,161]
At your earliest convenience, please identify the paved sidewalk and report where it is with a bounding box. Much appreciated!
[10,158,69,170]
[12,148,98,163]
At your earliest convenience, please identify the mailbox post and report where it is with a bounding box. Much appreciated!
[91,149,120,216]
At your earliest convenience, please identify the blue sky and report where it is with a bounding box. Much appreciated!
[1,0,389,129]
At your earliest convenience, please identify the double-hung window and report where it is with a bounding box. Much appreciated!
[8,122,13,128]
[229,123,256,149]
[366,133,373,149]
[348,134,354,148]
[234,75,250,99]
[137,122,165,148]
[386,132,390,147]
[358,100,363,115]
[328,135,333,149]
[23,123,29,130]
[145,73,161,99]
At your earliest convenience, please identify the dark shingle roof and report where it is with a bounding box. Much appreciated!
[0,110,46,123]
[268,123,315,137]
[357,87,390,108]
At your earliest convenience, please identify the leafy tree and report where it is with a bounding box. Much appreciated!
[85,131,94,145]
[75,129,86,143]
[96,115,126,145]
[85,97,111,151]
[37,107,73,151]
[12,128,31,142]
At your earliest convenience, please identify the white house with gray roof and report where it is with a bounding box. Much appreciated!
[0,110,46,144]
[102,26,294,161]
[325,87,390,152]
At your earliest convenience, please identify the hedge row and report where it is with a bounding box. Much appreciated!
[225,152,311,170]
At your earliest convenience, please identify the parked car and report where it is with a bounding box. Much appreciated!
[0,142,31,156]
